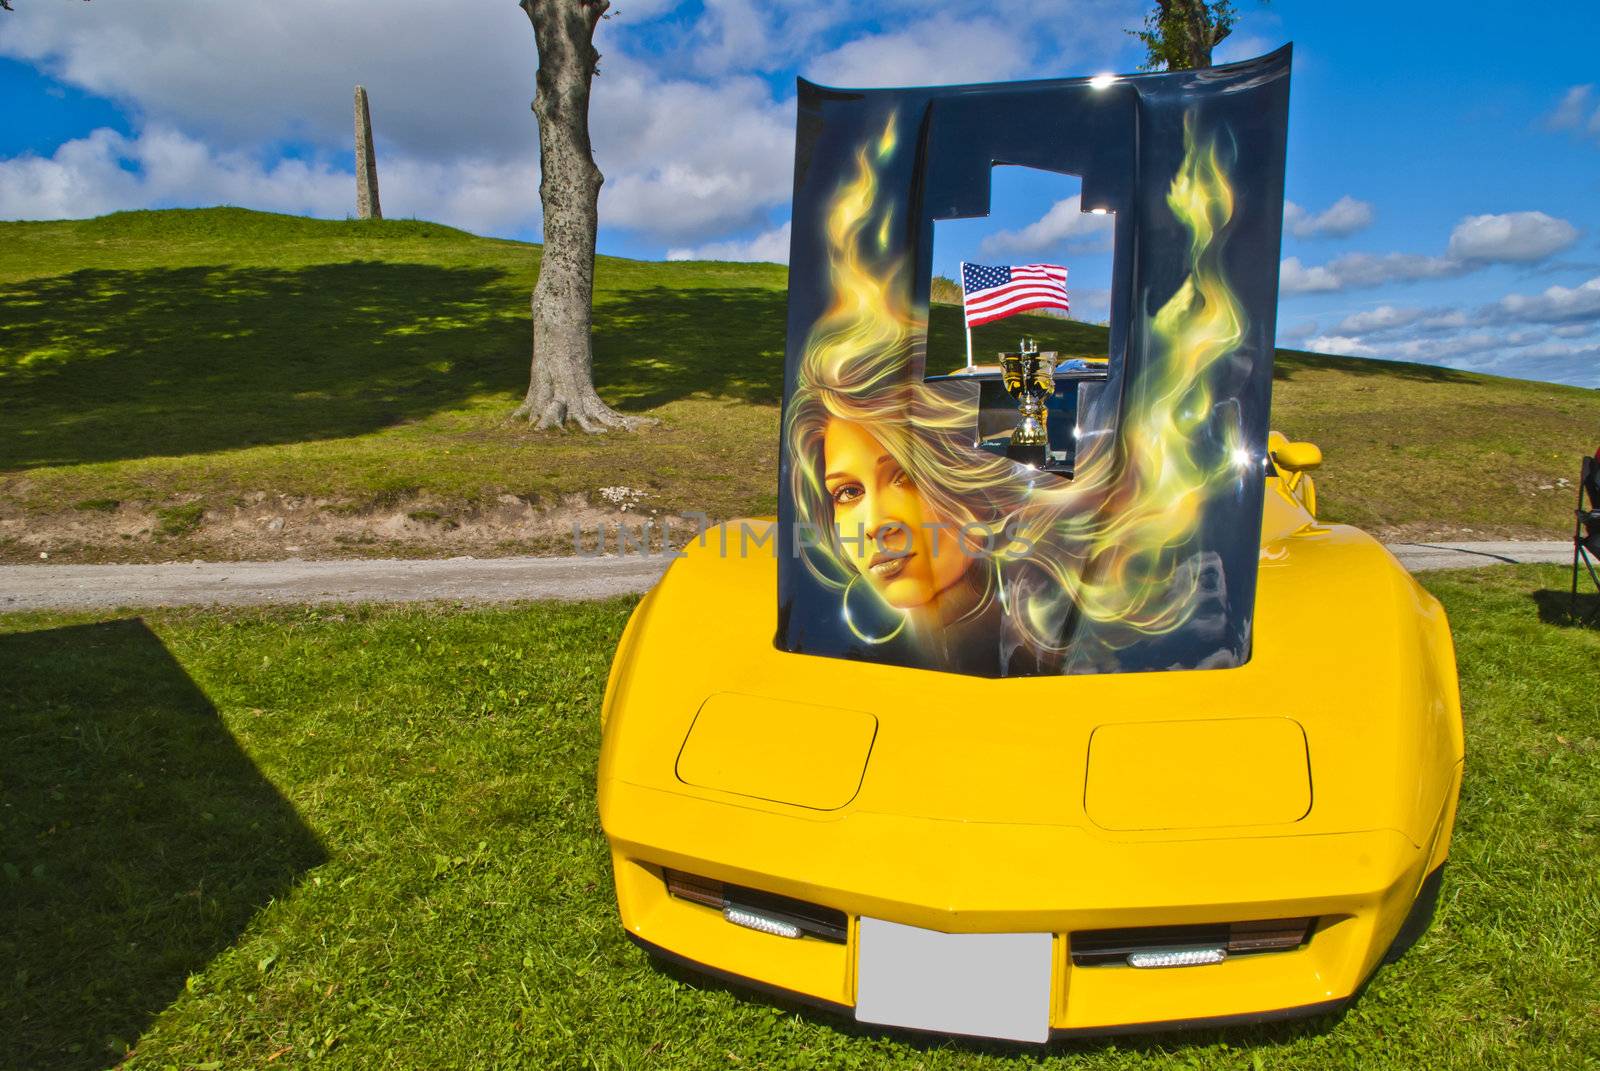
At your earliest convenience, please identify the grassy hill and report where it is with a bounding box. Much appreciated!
[1,208,1594,562]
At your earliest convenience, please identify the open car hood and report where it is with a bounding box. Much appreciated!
[775,50,1292,677]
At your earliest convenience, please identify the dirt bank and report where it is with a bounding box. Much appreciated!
[0,491,702,565]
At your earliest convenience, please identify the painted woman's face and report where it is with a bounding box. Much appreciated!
[822,417,973,611]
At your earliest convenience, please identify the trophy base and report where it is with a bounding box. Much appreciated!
[1006,440,1048,468]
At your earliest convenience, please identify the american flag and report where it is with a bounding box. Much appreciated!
[960,262,1070,327]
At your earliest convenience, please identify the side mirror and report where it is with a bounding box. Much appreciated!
[1271,441,1323,473]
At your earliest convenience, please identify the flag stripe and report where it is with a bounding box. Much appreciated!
[967,299,1070,326]
[967,293,1072,319]
[960,261,1070,329]
[964,285,1071,314]
[967,293,1072,324]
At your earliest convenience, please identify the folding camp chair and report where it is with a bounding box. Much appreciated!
[1572,454,1600,626]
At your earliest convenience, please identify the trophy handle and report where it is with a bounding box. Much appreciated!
[1001,353,1025,396]
[1031,358,1055,397]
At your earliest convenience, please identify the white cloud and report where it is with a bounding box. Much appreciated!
[1329,305,1470,336]
[1279,320,1319,342]
[1211,33,1279,66]
[0,125,544,236]
[1470,347,1600,387]
[1307,273,1600,378]
[380,154,544,237]
[977,195,1114,258]
[1420,310,1471,331]
[1334,305,1423,334]
[1280,211,1579,294]
[592,60,793,242]
[1303,335,1379,358]
[1278,257,1340,294]
[1023,0,1198,67]
[0,126,349,221]
[804,15,1031,88]
[0,0,1163,248]
[1290,252,1600,387]
[1283,195,1374,239]
[1549,84,1593,127]
[689,0,780,75]
[1314,252,1464,288]
[1492,274,1600,324]
[1547,84,1600,141]
[0,0,536,161]
[1514,338,1600,362]
[1447,211,1578,262]
[0,130,134,221]
[661,0,862,77]
[1283,253,1459,293]
[787,0,1153,87]
[1067,287,1111,323]
[0,0,797,245]
[1387,333,1503,361]
[1386,331,1600,387]
[667,220,791,263]
[1297,301,1600,388]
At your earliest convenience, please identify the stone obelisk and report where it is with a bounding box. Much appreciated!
[354,85,382,220]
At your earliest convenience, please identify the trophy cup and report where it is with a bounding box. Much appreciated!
[999,337,1056,466]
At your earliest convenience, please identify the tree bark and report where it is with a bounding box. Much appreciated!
[354,85,381,220]
[513,0,644,432]
[1182,0,1214,68]
[1147,0,1233,70]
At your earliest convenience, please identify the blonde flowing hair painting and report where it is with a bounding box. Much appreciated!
[785,110,1249,668]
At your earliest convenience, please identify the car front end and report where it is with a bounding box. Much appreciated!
[598,516,1462,1041]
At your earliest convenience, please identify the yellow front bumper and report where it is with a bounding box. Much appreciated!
[605,770,1456,1035]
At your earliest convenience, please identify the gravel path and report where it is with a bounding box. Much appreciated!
[1385,540,1575,572]
[0,542,1575,612]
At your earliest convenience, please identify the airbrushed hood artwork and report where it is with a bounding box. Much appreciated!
[777,49,1292,677]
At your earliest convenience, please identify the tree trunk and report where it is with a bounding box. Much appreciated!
[1182,1,1214,68]
[1148,0,1233,70]
[354,85,382,220]
[513,0,644,432]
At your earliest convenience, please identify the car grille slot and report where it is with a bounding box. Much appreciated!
[1072,917,1313,966]
[662,868,849,944]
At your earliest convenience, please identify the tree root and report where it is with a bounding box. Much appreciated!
[510,388,656,433]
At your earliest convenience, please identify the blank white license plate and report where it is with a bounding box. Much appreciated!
[854,917,1053,1043]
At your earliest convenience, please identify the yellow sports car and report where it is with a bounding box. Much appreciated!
[598,49,1462,1042]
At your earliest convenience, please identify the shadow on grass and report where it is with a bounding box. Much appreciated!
[0,263,529,469]
[2,260,1479,474]
[1531,587,1600,628]
[6,273,801,468]
[592,286,789,408]
[590,292,1114,410]
[0,619,325,1071]
[928,304,1112,373]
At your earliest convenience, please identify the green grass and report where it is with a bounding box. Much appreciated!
[153,502,205,536]
[0,208,794,541]
[2,565,1596,1069]
[1,208,1594,562]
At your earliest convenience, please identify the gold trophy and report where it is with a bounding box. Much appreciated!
[999,337,1056,464]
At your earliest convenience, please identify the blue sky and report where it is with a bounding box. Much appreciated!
[2,0,1597,387]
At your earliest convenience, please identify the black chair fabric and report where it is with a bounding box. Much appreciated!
[1582,457,1600,552]
[1573,455,1600,624]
